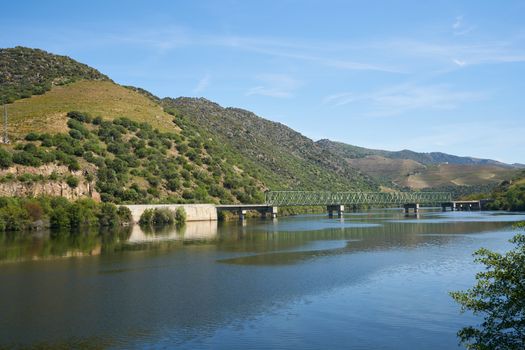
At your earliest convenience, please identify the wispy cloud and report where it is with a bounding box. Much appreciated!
[193,74,211,93]
[324,83,486,116]
[452,15,476,36]
[246,74,302,98]
[384,38,525,68]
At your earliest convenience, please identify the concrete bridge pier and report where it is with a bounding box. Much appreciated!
[442,200,482,212]
[238,209,247,220]
[216,204,278,221]
[260,206,278,219]
[441,202,456,211]
[404,203,419,215]
[327,205,345,218]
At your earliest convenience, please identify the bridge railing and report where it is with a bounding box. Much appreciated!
[265,191,452,206]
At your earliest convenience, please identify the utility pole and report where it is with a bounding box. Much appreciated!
[2,103,8,144]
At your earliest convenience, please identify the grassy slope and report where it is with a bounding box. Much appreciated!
[6,80,177,138]
[403,164,515,189]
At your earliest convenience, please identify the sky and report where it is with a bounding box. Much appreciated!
[1,0,524,163]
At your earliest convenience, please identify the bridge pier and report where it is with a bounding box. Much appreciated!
[441,202,456,211]
[216,205,278,221]
[327,205,344,218]
[238,209,247,220]
[441,201,481,211]
[404,203,419,215]
[261,206,278,219]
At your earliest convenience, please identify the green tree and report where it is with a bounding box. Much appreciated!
[450,223,525,350]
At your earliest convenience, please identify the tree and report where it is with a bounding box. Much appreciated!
[450,223,525,350]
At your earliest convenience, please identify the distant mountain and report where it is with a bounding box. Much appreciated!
[316,139,514,167]
[316,139,519,189]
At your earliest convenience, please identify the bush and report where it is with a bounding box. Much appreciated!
[66,175,79,188]
[139,208,154,225]
[0,203,31,231]
[69,129,84,140]
[117,206,132,224]
[97,202,120,227]
[25,132,39,141]
[152,208,175,225]
[0,148,13,168]
[175,207,186,226]
[67,111,91,123]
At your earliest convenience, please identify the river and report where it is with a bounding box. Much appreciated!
[1,209,523,349]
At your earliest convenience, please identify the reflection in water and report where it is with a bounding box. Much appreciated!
[128,221,218,243]
[0,210,524,349]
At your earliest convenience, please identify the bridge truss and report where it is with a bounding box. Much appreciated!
[265,191,452,207]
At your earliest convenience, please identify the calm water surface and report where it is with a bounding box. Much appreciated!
[1,209,524,349]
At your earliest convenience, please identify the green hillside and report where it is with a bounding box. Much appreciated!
[485,171,525,211]
[0,46,378,205]
[162,97,377,191]
[0,47,109,103]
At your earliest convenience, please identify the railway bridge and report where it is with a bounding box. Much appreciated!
[217,191,455,219]
[125,192,486,222]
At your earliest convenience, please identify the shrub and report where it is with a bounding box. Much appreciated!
[66,175,79,188]
[139,208,154,225]
[12,151,42,167]
[25,132,39,141]
[117,206,133,224]
[67,111,91,123]
[69,129,84,140]
[97,203,120,227]
[152,208,175,225]
[68,198,98,228]
[92,116,103,125]
[0,148,13,168]
[175,207,186,226]
[0,203,31,231]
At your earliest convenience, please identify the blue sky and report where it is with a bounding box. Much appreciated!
[1,0,525,163]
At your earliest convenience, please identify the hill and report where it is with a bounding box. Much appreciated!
[5,80,176,136]
[162,97,377,191]
[0,46,377,205]
[316,139,519,190]
[0,47,109,103]
[485,171,525,211]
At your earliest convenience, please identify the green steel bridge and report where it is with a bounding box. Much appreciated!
[216,191,456,219]
[264,191,452,207]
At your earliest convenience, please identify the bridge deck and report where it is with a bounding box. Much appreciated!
[265,191,452,206]
[216,204,274,210]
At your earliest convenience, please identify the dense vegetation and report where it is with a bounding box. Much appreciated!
[163,97,377,192]
[0,47,108,103]
[139,207,186,226]
[1,46,519,207]
[451,224,525,349]
[0,111,265,204]
[0,196,131,232]
[484,171,525,211]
